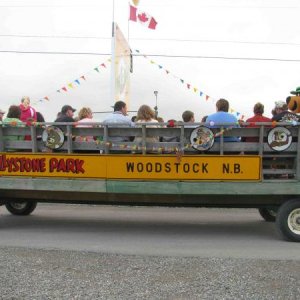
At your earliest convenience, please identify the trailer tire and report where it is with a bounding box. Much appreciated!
[276,199,300,242]
[5,201,37,216]
[258,208,277,222]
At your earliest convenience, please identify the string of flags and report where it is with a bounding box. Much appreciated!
[134,49,244,119]
[33,59,110,105]
[134,49,215,102]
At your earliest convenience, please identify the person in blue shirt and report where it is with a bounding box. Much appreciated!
[206,98,240,142]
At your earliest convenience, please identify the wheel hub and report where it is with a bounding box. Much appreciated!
[288,208,300,234]
[10,202,27,210]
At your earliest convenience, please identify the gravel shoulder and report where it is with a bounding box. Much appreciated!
[1,246,299,300]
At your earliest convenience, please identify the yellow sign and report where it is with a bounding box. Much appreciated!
[0,154,261,181]
[107,155,261,180]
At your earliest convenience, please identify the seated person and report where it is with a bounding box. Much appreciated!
[206,98,240,142]
[272,100,299,123]
[244,102,271,142]
[103,101,133,142]
[134,105,159,146]
[3,105,25,147]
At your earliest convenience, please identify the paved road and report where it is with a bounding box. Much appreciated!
[1,203,300,260]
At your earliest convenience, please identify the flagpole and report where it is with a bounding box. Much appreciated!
[127,1,130,42]
[111,0,116,105]
[112,0,115,24]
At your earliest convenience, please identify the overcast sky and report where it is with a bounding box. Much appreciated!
[0,0,299,121]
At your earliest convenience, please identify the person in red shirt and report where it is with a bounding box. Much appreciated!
[245,102,271,142]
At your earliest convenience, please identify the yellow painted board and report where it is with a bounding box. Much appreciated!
[107,155,261,181]
[0,154,261,181]
[0,153,107,178]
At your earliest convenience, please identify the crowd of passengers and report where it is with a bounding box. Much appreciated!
[0,96,299,144]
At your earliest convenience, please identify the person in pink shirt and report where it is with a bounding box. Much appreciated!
[75,107,97,142]
[19,96,37,123]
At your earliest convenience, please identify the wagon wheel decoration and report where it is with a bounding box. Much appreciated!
[190,126,214,151]
[42,126,65,149]
[267,127,292,152]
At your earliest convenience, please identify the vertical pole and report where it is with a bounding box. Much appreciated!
[154,91,158,119]
[111,21,116,106]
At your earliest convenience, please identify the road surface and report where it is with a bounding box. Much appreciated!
[1,203,299,259]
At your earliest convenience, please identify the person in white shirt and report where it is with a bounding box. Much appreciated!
[103,101,133,142]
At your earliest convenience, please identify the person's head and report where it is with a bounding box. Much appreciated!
[78,107,93,120]
[36,112,45,122]
[216,98,229,112]
[253,102,264,115]
[0,109,5,121]
[156,117,164,123]
[182,110,195,123]
[114,101,127,115]
[167,119,177,127]
[61,105,76,118]
[21,96,31,108]
[274,100,288,115]
[201,115,208,122]
[7,105,21,119]
[136,104,155,121]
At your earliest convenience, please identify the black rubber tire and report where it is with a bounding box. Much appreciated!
[5,201,37,216]
[258,208,277,222]
[276,199,300,242]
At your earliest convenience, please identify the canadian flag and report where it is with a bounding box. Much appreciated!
[129,5,157,30]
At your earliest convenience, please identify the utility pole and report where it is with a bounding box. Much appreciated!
[154,90,158,119]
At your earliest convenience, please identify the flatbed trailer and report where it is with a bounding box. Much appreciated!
[1,121,300,242]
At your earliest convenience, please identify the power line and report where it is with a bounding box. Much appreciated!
[0,34,110,40]
[0,49,299,62]
[134,53,300,63]
[0,50,110,56]
[0,34,299,47]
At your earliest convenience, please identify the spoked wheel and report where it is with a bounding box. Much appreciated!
[276,199,300,242]
[258,207,277,222]
[5,201,37,216]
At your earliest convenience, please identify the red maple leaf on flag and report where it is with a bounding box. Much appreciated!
[138,13,149,23]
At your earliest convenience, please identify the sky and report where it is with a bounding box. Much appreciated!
[0,0,299,122]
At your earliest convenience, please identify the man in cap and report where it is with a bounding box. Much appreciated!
[0,109,5,121]
[272,100,299,122]
[55,105,76,122]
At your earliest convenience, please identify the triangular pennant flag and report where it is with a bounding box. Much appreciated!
[165,70,170,74]
[200,91,203,97]
[205,95,209,101]
[75,79,80,85]
[180,79,184,84]
[150,60,155,64]
[56,89,61,93]
[135,49,140,53]
[80,75,86,81]
[68,83,74,89]
[62,87,67,92]
[94,67,99,72]
[158,65,163,69]
[44,96,49,101]
[187,83,191,89]
[100,63,106,68]
[193,88,198,93]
